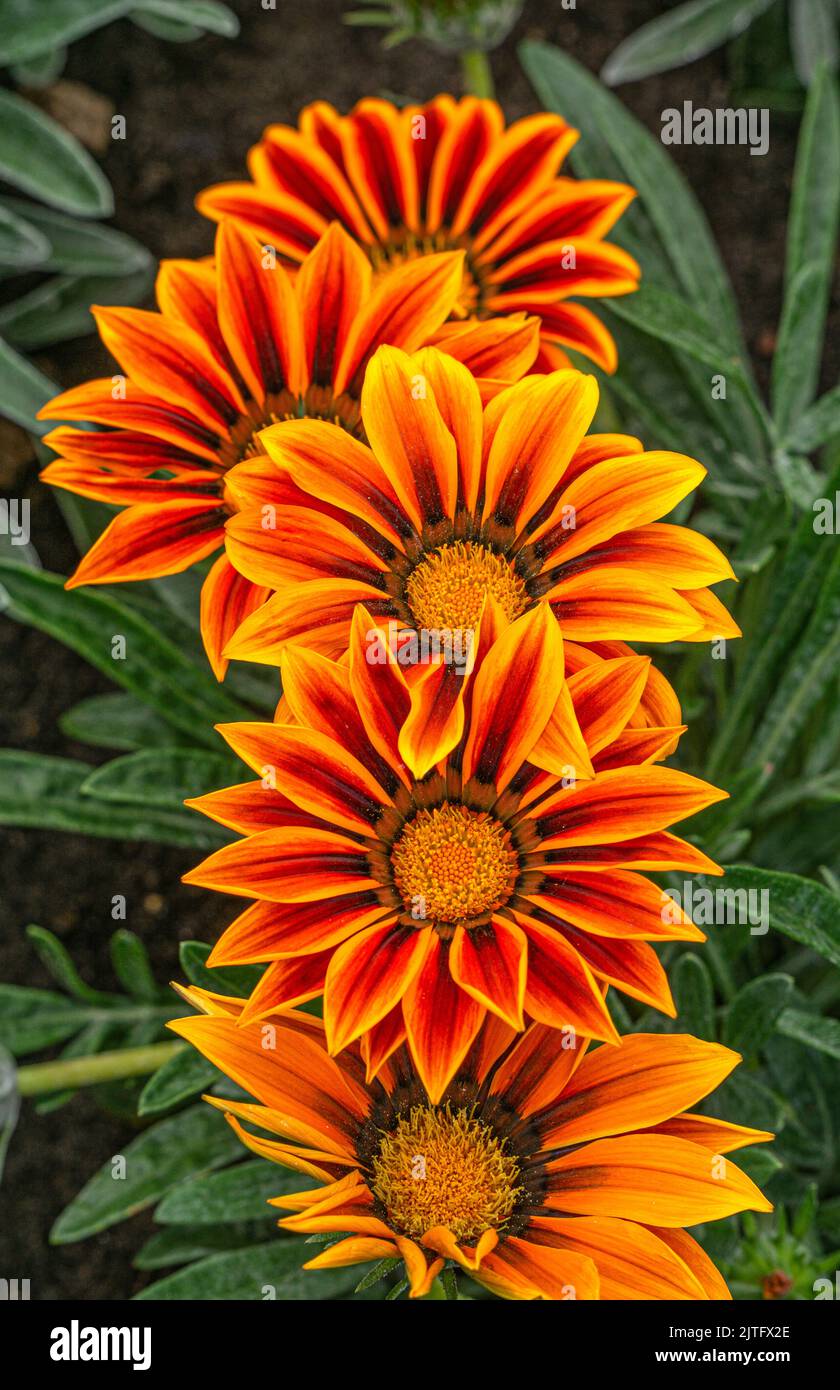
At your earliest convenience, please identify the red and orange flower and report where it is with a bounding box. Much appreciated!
[170,991,772,1300]
[38,221,538,678]
[196,95,641,371]
[222,343,739,698]
[182,603,727,1102]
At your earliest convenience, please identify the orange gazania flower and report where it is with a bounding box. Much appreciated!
[37,221,538,678]
[196,96,640,372]
[222,343,739,692]
[182,603,727,1102]
[170,991,772,1300]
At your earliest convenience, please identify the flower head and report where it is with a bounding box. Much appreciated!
[38,222,537,678]
[170,992,773,1300]
[183,604,727,1101]
[196,95,640,370]
[222,343,739,682]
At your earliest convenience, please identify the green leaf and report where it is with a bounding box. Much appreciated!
[602,0,775,85]
[787,383,840,451]
[133,1222,273,1269]
[790,0,839,87]
[735,1147,783,1187]
[9,44,68,88]
[0,334,57,431]
[748,546,840,770]
[155,1159,303,1225]
[0,562,251,744]
[0,197,150,276]
[81,748,241,809]
[25,925,112,1004]
[0,88,112,217]
[50,1103,242,1243]
[0,265,154,351]
[134,1236,364,1300]
[138,1046,219,1116]
[110,930,160,1003]
[60,691,183,752]
[0,983,83,1055]
[520,39,745,352]
[0,0,132,65]
[179,941,264,999]
[0,201,49,269]
[773,65,840,432]
[722,974,795,1057]
[776,1008,840,1060]
[720,866,840,968]
[771,261,833,436]
[672,952,716,1040]
[0,749,228,846]
[134,0,239,36]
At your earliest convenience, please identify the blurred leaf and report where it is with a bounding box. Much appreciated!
[602,0,775,85]
[722,974,795,1056]
[721,866,840,967]
[110,930,160,1003]
[0,748,229,845]
[179,941,263,999]
[80,748,241,809]
[134,0,239,36]
[134,1236,365,1300]
[0,88,112,217]
[155,1159,302,1225]
[0,196,150,275]
[133,1222,273,1269]
[776,1008,840,1060]
[748,546,840,771]
[51,1103,242,1242]
[0,983,84,1054]
[673,952,716,1040]
[0,562,251,744]
[772,64,840,433]
[789,0,839,87]
[734,1147,783,1186]
[0,333,56,430]
[25,924,112,1004]
[0,265,154,350]
[787,383,840,451]
[138,1046,218,1116]
[0,201,49,269]
[60,691,184,752]
[9,44,68,87]
[0,0,132,65]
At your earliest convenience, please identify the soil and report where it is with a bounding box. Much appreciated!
[1,0,837,1300]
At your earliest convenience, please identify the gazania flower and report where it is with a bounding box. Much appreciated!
[37,221,538,678]
[196,95,641,372]
[222,343,739,694]
[170,991,773,1300]
[182,603,727,1101]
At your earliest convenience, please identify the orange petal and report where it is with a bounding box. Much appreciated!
[324,921,432,1053]
[66,500,224,586]
[449,917,527,1029]
[402,933,484,1103]
[183,825,377,902]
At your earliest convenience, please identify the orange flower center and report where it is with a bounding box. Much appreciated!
[371,1105,521,1242]
[405,541,528,634]
[369,230,484,317]
[391,803,518,926]
[219,386,362,470]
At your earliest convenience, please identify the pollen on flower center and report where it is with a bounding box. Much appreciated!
[390,803,518,925]
[405,541,528,634]
[371,1105,522,1242]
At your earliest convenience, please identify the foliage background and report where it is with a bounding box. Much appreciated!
[0,0,838,1299]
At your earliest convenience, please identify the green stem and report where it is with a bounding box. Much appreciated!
[460,48,494,98]
[16,1041,183,1097]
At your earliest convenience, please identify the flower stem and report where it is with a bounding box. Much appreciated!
[460,49,494,99]
[16,1041,183,1097]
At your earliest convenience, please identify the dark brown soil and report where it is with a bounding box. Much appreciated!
[1,0,837,1299]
